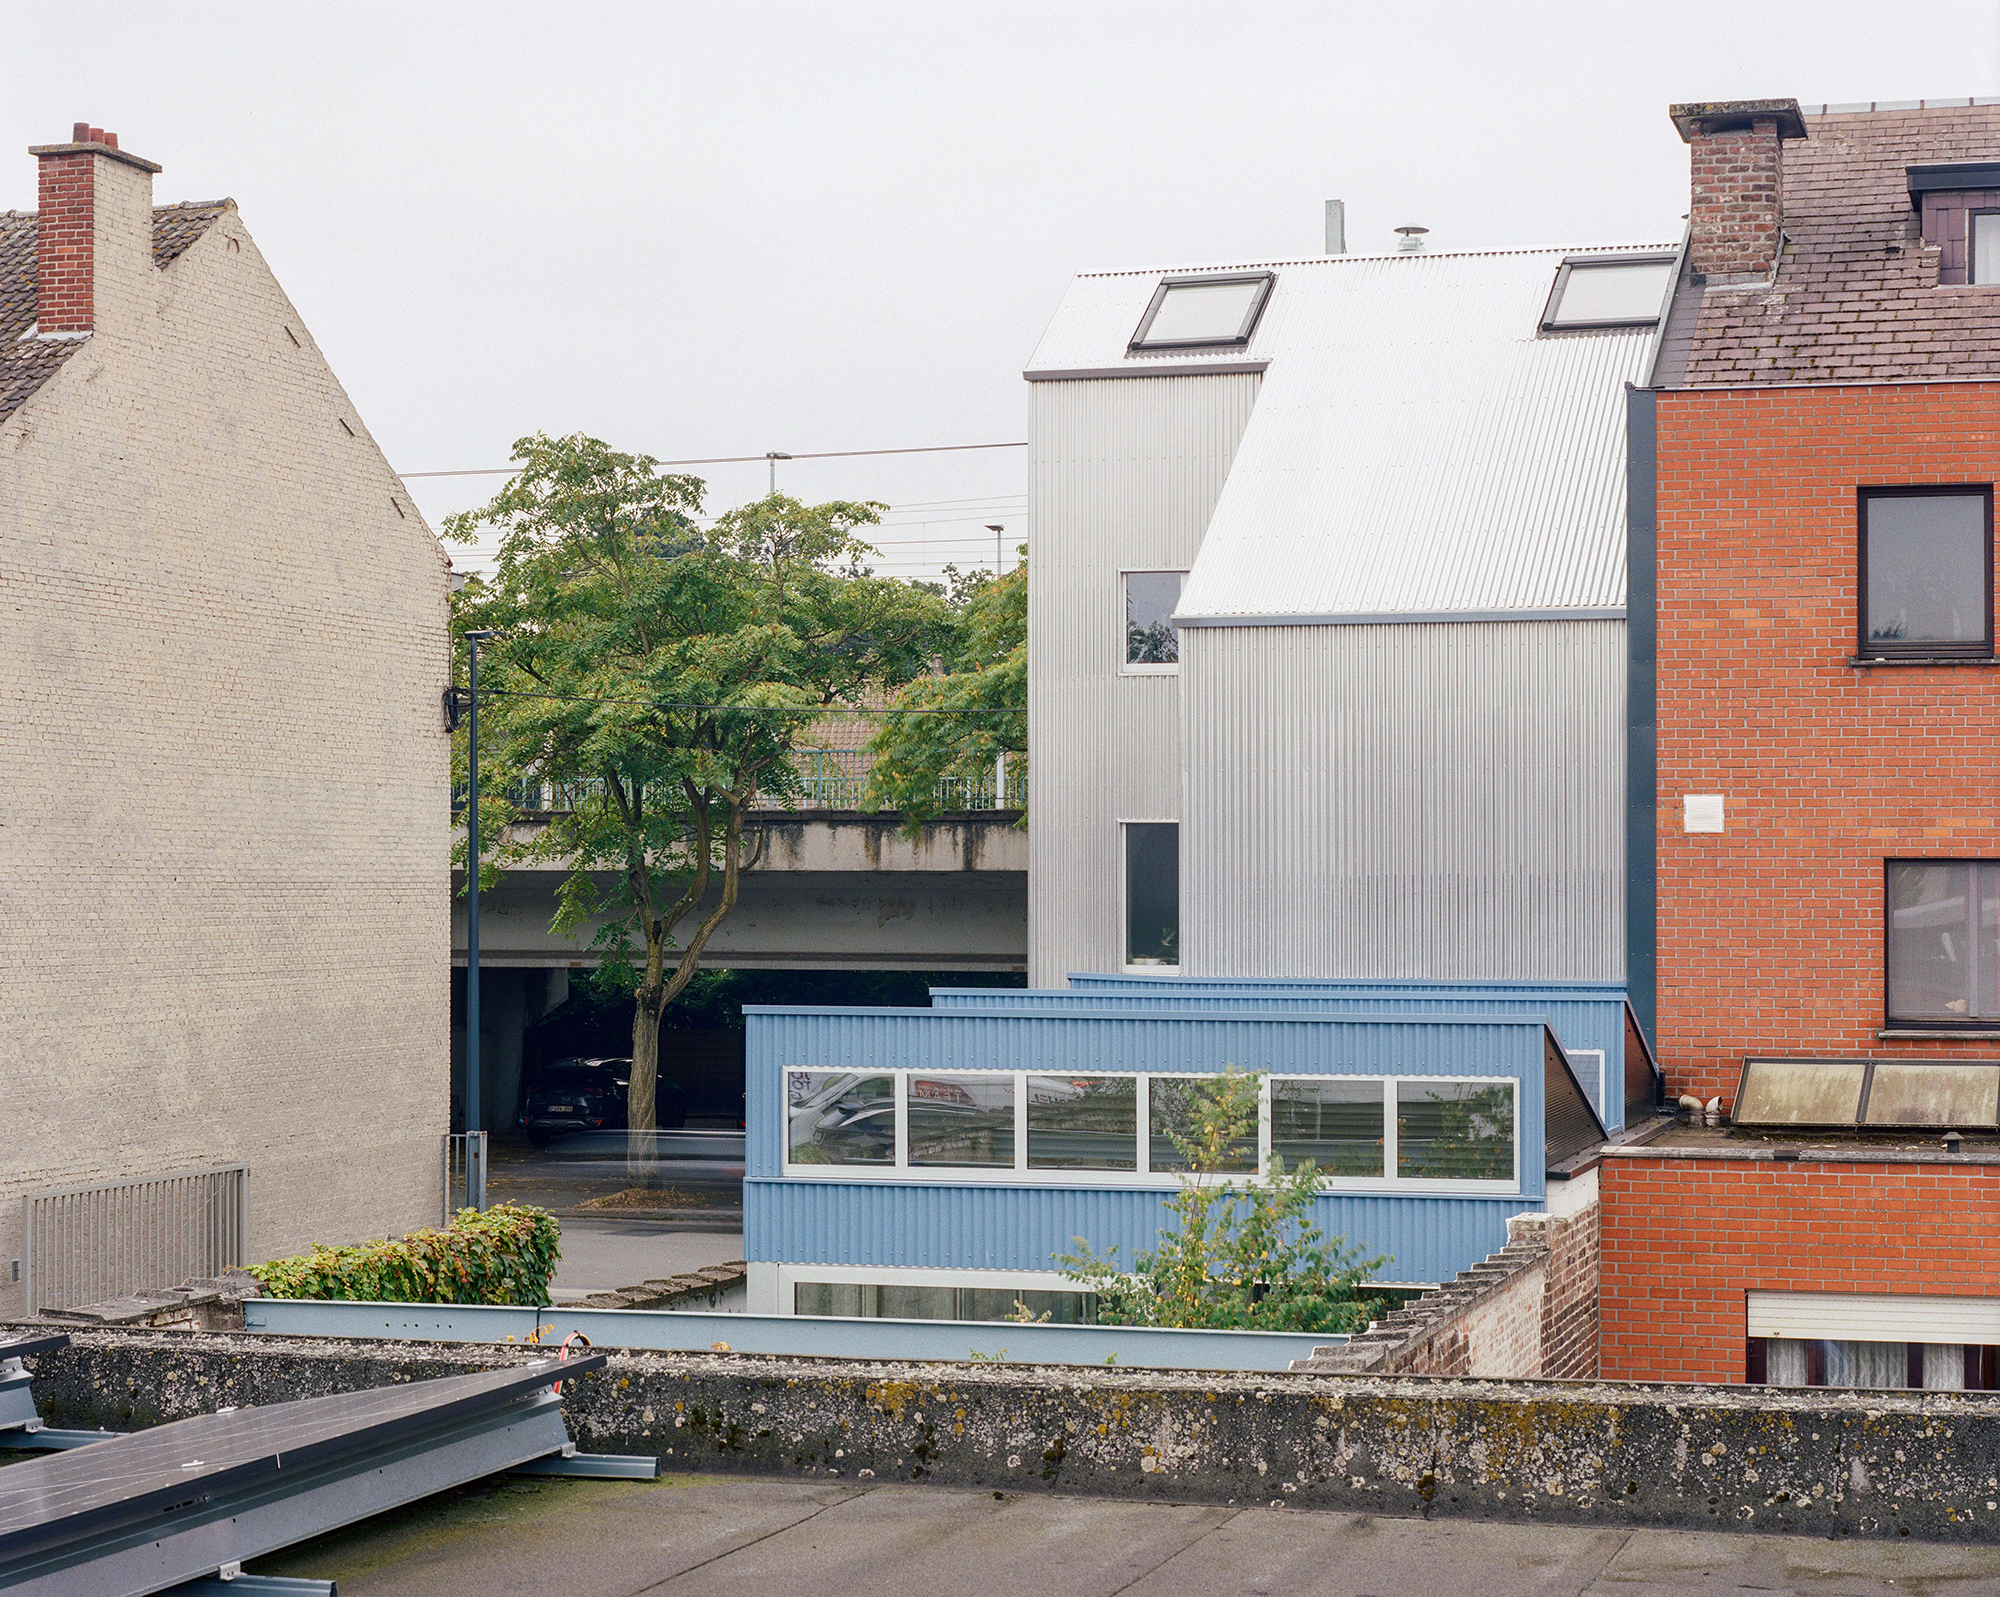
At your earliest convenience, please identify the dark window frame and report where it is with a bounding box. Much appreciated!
[1856,485,1995,660]
[1537,252,1677,333]
[1128,272,1275,352]
[1883,858,2000,1031]
[1973,207,2000,287]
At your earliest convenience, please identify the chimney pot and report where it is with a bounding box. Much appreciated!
[71,122,89,143]
[104,132,118,150]
[88,128,105,145]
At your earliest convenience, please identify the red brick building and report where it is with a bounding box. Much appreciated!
[1606,97,2000,1386]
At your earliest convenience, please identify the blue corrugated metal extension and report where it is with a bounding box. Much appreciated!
[929,976,1645,1131]
[745,1002,1572,1289]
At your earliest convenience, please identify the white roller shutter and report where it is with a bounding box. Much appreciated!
[1747,1291,2000,1343]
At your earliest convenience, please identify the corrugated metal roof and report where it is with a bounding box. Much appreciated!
[1024,245,1674,621]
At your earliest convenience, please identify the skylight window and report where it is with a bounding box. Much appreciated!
[1540,255,1676,331]
[1734,1057,2000,1130]
[1129,273,1275,351]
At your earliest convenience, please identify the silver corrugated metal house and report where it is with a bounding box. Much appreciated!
[1023,238,1680,986]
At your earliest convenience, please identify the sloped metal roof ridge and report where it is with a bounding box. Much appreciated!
[1020,243,1672,620]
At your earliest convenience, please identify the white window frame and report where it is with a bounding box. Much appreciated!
[772,1263,1088,1318]
[1119,817,1180,973]
[780,1068,1521,1196]
[1119,568,1188,676]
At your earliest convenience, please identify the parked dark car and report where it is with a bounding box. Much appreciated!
[519,1056,685,1144]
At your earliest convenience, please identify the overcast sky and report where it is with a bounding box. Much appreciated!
[9,3,1999,578]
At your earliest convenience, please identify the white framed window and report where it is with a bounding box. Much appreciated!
[770,1263,1093,1321]
[1122,570,1186,673]
[779,1068,1520,1195]
[1122,820,1179,970]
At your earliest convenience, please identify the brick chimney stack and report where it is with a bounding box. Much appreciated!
[29,123,162,337]
[1670,98,1807,281]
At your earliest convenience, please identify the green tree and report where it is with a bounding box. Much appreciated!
[1057,1068,1389,1333]
[864,556,1025,829]
[446,433,947,1149]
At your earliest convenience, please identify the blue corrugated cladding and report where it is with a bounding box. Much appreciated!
[931,977,1632,1130]
[745,1005,1548,1286]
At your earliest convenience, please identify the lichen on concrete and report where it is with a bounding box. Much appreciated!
[13,1324,2000,1543]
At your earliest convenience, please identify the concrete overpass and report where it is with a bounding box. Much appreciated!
[452,808,1026,973]
[450,807,1026,1131]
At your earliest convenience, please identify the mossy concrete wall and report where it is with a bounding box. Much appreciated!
[14,1327,2000,1543]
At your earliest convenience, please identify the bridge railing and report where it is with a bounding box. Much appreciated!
[453,749,1024,816]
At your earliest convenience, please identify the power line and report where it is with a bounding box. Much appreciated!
[404,440,1028,480]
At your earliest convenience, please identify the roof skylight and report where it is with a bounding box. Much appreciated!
[1734,1057,2000,1130]
[1130,273,1275,351]
[1540,255,1676,332]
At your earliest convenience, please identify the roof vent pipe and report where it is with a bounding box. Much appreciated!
[1395,225,1429,252]
[1324,199,1346,255]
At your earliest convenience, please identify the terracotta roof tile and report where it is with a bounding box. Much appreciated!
[0,200,230,423]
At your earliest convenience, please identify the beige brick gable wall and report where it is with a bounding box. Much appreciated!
[0,183,449,1313]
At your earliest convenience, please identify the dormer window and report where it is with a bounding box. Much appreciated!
[1539,254,1676,332]
[1908,163,2000,285]
[1129,273,1275,351]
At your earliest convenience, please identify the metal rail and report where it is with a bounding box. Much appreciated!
[21,1166,247,1316]
[241,1298,1338,1372]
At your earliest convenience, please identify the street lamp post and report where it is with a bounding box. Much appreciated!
[462,628,498,1212]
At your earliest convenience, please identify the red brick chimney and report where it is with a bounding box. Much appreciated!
[1669,99,1807,280]
[29,123,162,336]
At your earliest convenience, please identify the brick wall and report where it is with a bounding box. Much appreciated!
[1295,1172,1600,1378]
[1599,1152,2000,1383]
[1653,382,2000,1105]
[1686,118,1785,279]
[0,184,449,1312]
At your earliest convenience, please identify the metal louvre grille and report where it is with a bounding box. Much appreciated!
[23,1166,248,1314]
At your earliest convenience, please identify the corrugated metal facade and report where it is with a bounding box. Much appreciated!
[1024,246,1667,622]
[1026,373,1260,984]
[929,979,1635,1129]
[1177,619,1625,984]
[745,1005,1549,1285]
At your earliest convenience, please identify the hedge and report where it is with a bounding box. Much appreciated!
[247,1204,561,1306]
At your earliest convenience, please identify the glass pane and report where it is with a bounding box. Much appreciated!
[1975,213,2000,286]
[1548,260,1674,325]
[1765,1338,1809,1387]
[1733,1059,1866,1125]
[1395,1080,1514,1181]
[908,1073,1016,1167]
[1272,1079,1387,1176]
[958,1287,1096,1325]
[1823,1339,1909,1390]
[1148,1075,1259,1173]
[1923,1342,1970,1391]
[1142,279,1264,344]
[1125,822,1179,966]
[786,1071,895,1165]
[875,1284,958,1320]
[1864,493,1987,646]
[1027,1075,1138,1170]
[1126,571,1184,665]
[1888,860,2000,1021]
[1863,1063,2000,1127]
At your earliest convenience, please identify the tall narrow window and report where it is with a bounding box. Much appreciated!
[1974,211,2000,285]
[1124,571,1185,670]
[1887,860,2000,1026]
[1124,821,1179,967]
[1859,488,1993,657]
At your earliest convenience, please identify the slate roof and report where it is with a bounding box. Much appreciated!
[0,199,230,422]
[1667,104,2000,386]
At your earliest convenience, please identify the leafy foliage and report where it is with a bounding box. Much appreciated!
[865,555,1025,829]
[445,433,949,1133]
[1058,1068,1389,1333]
[248,1204,560,1307]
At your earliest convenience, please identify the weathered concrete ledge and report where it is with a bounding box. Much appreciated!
[11,1326,2000,1543]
